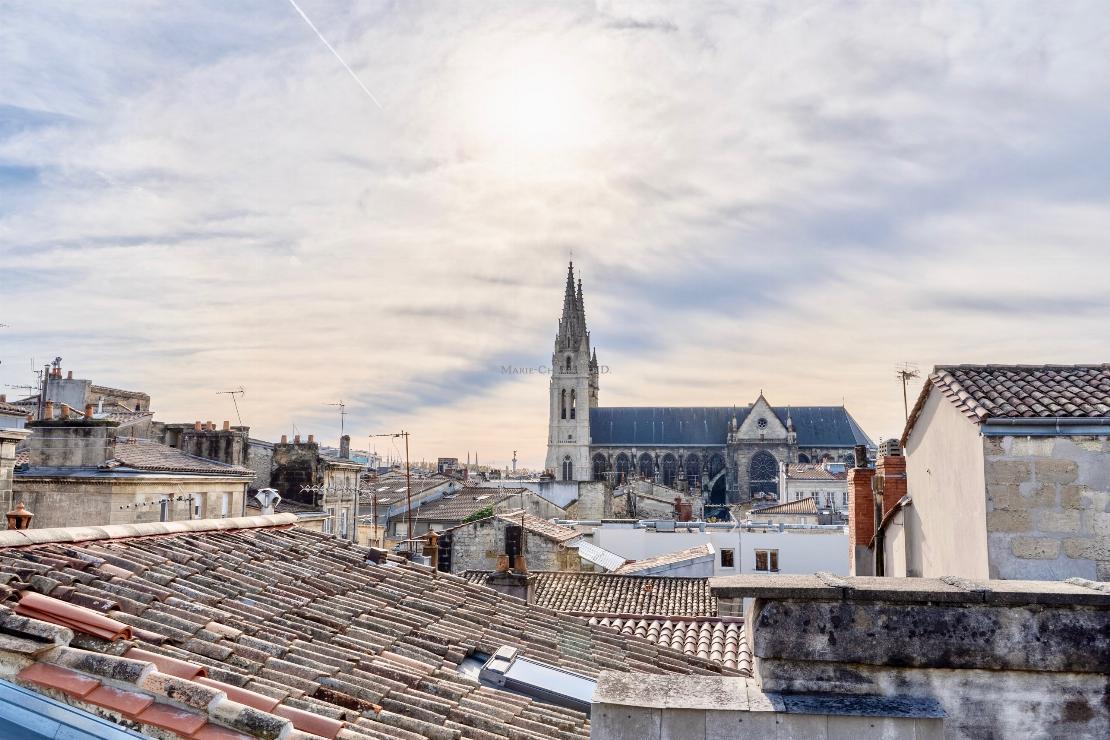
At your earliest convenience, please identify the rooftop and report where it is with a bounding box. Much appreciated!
[905,364,1110,442]
[493,512,581,544]
[750,497,820,516]
[409,490,518,522]
[612,544,715,575]
[783,463,847,481]
[463,570,717,617]
[0,515,742,739]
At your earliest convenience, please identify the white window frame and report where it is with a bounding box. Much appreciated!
[755,548,779,573]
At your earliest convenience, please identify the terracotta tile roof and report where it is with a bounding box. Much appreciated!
[494,511,581,543]
[904,364,1110,442]
[0,400,27,417]
[108,438,254,476]
[410,490,515,522]
[783,463,847,481]
[0,517,742,739]
[612,544,715,575]
[464,571,717,617]
[750,497,820,516]
[586,616,750,673]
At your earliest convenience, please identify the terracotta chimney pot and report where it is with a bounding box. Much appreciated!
[495,554,510,573]
[85,404,94,418]
[222,420,230,431]
[205,421,214,431]
[307,434,315,444]
[194,420,202,431]
[5,502,34,530]
[44,401,54,419]
[281,434,288,444]
[66,371,73,380]
[0,394,5,403]
[60,406,70,419]
[294,435,301,443]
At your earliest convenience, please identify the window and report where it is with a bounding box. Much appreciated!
[720,549,735,568]
[565,356,571,372]
[755,549,779,572]
[338,509,349,538]
[841,491,848,506]
[323,514,333,534]
[569,389,576,419]
[560,389,566,419]
[561,456,573,481]
[158,499,169,523]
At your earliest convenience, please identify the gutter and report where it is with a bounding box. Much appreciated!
[982,416,1110,436]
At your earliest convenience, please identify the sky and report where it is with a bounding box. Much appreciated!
[2,1,1109,469]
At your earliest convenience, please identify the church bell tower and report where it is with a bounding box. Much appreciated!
[545,262,597,481]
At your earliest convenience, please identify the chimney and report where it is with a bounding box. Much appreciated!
[205,421,214,431]
[66,371,73,380]
[876,453,907,517]
[307,434,315,444]
[294,435,301,443]
[223,420,230,431]
[848,454,876,576]
[60,405,70,419]
[485,569,534,603]
[44,401,54,420]
[194,420,202,431]
[85,404,94,418]
[340,435,350,460]
[0,394,5,403]
[5,502,34,531]
[281,434,288,444]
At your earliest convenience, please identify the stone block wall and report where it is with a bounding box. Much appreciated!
[983,435,1110,580]
[446,516,574,573]
[711,574,1110,739]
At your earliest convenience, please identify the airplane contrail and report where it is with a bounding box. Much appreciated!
[284,0,383,109]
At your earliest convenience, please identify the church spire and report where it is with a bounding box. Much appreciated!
[561,262,577,325]
[556,261,589,351]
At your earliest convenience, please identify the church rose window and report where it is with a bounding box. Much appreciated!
[757,417,768,429]
[748,450,779,499]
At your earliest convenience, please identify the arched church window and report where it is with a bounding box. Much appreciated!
[661,454,678,487]
[797,453,810,464]
[562,455,574,481]
[749,450,779,499]
[707,453,725,480]
[615,453,632,484]
[570,389,576,419]
[565,356,572,372]
[592,454,610,482]
[560,389,566,419]
[684,454,702,486]
[638,453,655,480]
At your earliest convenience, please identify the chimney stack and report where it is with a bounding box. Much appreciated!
[85,404,94,418]
[877,453,907,518]
[848,456,876,576]
[281,434,288,444]
[205,421,214,431]
[194,420,202,431]
[223,420,230,431]
[307,434,315,444]
[294,434,301,443]
[66,371,73,380]
[340,434,350,459]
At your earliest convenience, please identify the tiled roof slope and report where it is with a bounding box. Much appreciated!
[463,571,716,617]
[751,497,819,516]
[612,545,714,575]
[783,463,846,481]
[412,491,515,522]
[493,512,580,544]
[109,438,254,476]
[586,616,749,673]
[0,522,740,739]
[0,400,27,417]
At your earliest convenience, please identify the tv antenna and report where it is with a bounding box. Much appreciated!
[371,431,412,551]
[328,400,347,438]
[895,363,921,421]
[216,387,245,426]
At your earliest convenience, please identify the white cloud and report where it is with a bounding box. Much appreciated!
[2,1,1109,467]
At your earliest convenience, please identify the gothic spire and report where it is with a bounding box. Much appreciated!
[561,261,577,325]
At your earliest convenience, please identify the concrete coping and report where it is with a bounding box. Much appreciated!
[0,514,299,548]
[708,573,1110,607]
[593,672,945,718]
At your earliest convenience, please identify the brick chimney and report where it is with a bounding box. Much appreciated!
[43,401,54,420]
[848,449,876,577]
[340,434,350,460]
[876,454,907,518]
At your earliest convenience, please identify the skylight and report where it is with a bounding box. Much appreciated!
[478,646,596,714]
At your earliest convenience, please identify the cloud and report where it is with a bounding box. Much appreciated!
[2,1,1109,467]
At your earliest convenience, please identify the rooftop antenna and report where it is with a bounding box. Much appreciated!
[896,363,921,421]
[371,430,412,551]
[328,400,347,439]
[216,386,245,426]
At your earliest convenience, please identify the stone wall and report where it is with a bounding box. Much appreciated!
[447,516,575,573]
[0,430,30,521]
[983,435,1110,580]
[711,574,1110,739]
[245,440,273,491]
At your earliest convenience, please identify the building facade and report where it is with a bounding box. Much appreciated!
[544,263,874,504]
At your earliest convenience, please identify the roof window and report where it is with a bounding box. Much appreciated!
[476,646,595,714]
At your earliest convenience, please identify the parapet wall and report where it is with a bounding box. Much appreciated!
[710,573,1110,739]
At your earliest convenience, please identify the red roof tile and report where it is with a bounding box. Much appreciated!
[86,683,156,717]
[137,702,208,735]
[18,662,100,698]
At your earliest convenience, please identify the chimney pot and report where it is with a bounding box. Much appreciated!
[222,420,230,431]
[0,394,5,403]
[294,434,301,443]
[307,434,315,444]
[66,371,73,380]
[85,404,94,418]
[205,420,213,431]
[61,406,70,419]
[44,401,54,420]
[281,434,288,444]
[5,502,34,531]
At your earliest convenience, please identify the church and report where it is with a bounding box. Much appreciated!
[544,262,875,504]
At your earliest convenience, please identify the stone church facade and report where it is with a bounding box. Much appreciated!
[545,263,874,504]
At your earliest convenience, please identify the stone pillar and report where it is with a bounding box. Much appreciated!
[0,429,31,523]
